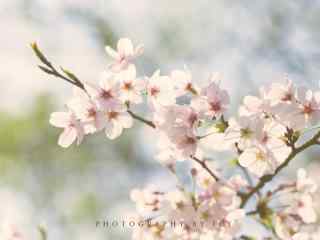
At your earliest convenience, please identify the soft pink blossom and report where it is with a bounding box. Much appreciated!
[105,38,143,72]
[116,64,145,104]
[84,72,121,111]
[49,111,84,148]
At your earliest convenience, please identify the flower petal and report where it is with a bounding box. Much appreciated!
[58,127,77,148]
[105,121,123,139]
[117,38,134,56]
[49,112,70,128]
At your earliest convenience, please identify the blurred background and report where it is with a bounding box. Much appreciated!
[1,0,320,239]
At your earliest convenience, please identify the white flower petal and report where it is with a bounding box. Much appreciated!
[117,38,134,56]
[49,112,70,128]
[105,121,123,139]
[105,46,120,59]
[58,127,77,148]
[118,112,133,129]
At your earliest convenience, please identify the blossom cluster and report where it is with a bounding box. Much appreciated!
[273,169,318,239]
[38,38,320,239]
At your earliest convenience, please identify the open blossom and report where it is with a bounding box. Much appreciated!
[116,64,145,104]
[273,169,318,239]
[239,91,271,117]
[84,72,121,111]
[103,104,133,139]
[49,110,84,148]
[147,70,176,106]
[173,128,198,157]
[105,38,143,72]
[154,105,199,159]
[275,213,301,240]
[265,78,296,104]
[171,69,199,96]
[238,145,277,177]
[225,116,264,149]
[294,87,320,127]
[67,87,105,134]
[192,74,229,119]
[296,168,317,194]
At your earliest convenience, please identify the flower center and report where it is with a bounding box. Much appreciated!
[188,113,198,126]
[303,103,314,115]
[101,90,113,100]
[107,111,118,119]
[123,82,133,91]
[87,108,97,118]
[185,136,197,145]
[240,128,252,139]
[150,87,160,97]
[282,93,292,102]
[256,151,265,161]
[210,101,221,112]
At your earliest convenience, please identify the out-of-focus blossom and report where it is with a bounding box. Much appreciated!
[105,38,143,72]
[171,69,199,96]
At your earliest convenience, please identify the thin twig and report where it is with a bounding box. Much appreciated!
[127,110,156,128]
[190,155,219,181]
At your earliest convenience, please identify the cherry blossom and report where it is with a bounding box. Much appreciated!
[116,64,145,104]
[103,104,133,139]
[294,87,320,127]
[84,72,121,111]
[67,87,105,134]
[192,74,229,119]
[225,116,264,149]
[32,38,320,240]
[238,145,277,177]
[146,70,176,106]
[49,110,84,148]
[105,38,143,72]
[171,69,199,96]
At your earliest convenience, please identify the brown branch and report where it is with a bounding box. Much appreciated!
[240,130,320,208]
[127,110,156,128]
[190,156,219,181]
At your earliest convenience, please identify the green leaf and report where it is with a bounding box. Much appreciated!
[38,65,54,75]
[31,42,51,67]
[60,67,80,83]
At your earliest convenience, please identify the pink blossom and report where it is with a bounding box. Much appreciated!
[116,64,145,104]
[105,38,143,72]
[193,75,229,118]
[171,69,199,96]
[67,87,105,134]
[49,111,84,148]
[147,70,176,106]
[84,72,121,111]
[103,104,133,139]
[238,145,277,177]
